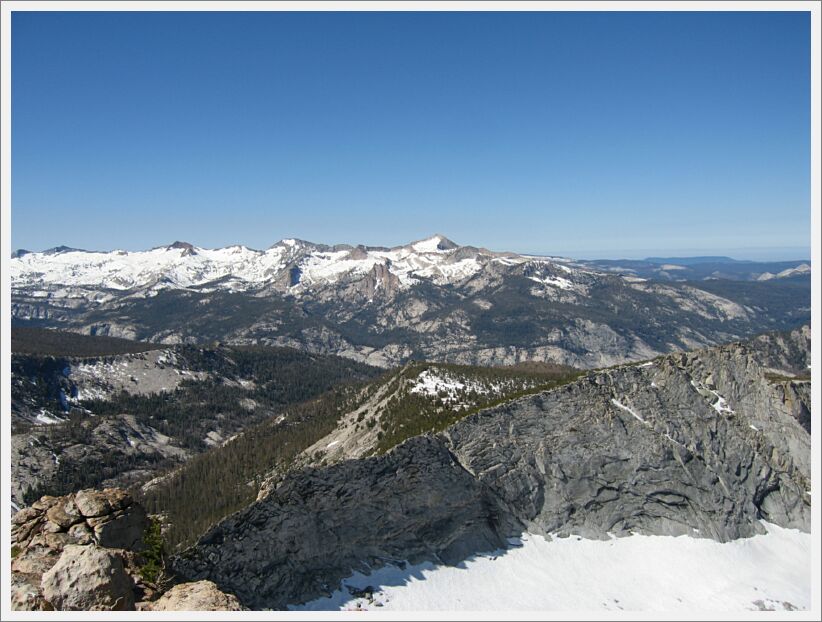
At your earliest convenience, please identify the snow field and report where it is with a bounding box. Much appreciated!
[292,523,810,612]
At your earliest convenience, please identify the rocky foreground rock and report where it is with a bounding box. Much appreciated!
[10,488,242,611]
[138,580,243,611]
[41,544,136,611]
[175,326,811,609]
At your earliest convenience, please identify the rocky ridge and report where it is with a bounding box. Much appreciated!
[292,361,578,468]
[174,326,811,610]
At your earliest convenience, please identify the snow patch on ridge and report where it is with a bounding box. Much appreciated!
[408,369,528,409]
[611,398,646,424]
[690,380,735,415]
[528,274,575,290]
[35,410,65,425]
[410,370,494,406]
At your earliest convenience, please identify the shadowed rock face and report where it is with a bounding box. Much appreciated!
[174,327,811,610]
[176,437,519,608]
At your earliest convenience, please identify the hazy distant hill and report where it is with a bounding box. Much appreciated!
[581,256,810,281]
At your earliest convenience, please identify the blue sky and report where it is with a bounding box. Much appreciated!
[11,11,811,259]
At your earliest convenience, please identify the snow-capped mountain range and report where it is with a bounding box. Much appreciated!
[10,235,811,369]
[11,235,552,294]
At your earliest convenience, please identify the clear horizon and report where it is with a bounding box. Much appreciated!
[10,234,810,263]
[11,11,811,259]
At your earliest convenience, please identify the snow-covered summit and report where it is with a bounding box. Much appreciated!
[408,234,459,253]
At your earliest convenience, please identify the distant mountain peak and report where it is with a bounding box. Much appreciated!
[270,238,319,250]
[409,234,459,253]
[43,245,89,255]
[167,241,197,256]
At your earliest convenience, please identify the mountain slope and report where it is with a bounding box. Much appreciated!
[173,326,811,610]
[137,361,581,550]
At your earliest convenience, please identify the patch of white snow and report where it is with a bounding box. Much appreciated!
[611,399,646,424]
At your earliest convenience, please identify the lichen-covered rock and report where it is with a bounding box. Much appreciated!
[11,488,146,553]
[11,544,62,583]
[140,580,243,611]
[12,506,41,526]
[11,515,43,549]
[42,520,64,534]
[31,496,59,512]
[41,545,135,611]
[45,497,83,529]
[67,522,94,545]
[10,487,211,612]
[74,489,132,518]
[10,487,150,611]
[10,574,52,611]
